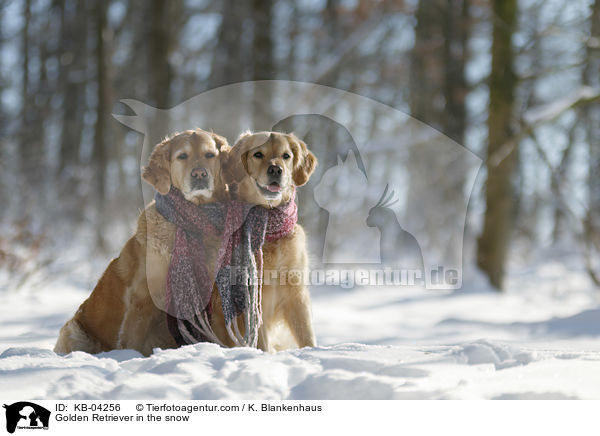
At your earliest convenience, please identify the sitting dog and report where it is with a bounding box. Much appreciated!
[217,131,318,352]
[54,129,229,356]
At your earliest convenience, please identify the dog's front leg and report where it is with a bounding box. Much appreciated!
[282,288,316,348]
[118,282,158,356]
[257,325,270,352]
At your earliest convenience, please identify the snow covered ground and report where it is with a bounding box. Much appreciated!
[1,250,599,400]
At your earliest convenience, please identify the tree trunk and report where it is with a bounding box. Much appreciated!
[407,0,471,259]
[210,0,247,89]
[146,0,182,146]
[409,0,445,130]
[147,0,170,146]
[148,0,171,110]
[583,0,600,280]
[410,0,470,137]
[93,0,110,251]
[209,0,248,139]
[19,0,31,170]
[58,0,88,175]
[552,126,576,242]
[443,0,470,145]
[477,0,518,290]
[585,0,600,234]
[251,0,274,129]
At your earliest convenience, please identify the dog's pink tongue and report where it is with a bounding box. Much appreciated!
[268,183,281,192]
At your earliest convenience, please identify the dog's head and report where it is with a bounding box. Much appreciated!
[223,131,317,207]
[142,129,230,204]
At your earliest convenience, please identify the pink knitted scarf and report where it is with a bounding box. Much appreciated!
[155,187,297,348]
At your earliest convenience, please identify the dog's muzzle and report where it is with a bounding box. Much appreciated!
[262,165,283,193]
[190,167,209,190]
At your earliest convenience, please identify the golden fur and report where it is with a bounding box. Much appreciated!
[54,129,230,356]
[55,129,317,356]
[217,131,318,351]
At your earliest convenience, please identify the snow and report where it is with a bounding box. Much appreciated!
[1,252,600,400]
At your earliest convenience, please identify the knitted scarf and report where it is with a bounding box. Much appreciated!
[155,186,297,348]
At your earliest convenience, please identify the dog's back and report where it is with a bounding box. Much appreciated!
[54,206,177,355]
[55,129,230,356]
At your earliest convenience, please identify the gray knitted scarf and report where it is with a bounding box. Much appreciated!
[155,187,297,348]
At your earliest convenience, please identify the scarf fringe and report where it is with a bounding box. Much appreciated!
[157,187,296,348]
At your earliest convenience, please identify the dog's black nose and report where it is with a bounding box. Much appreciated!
[191,167,208,179]
[267,165,282,176]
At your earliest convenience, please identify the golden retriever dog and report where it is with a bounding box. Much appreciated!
[216,131,318,352]
[54,129,230,356]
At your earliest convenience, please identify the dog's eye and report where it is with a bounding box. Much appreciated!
[253,151,264,159]
[177,153,188,160]
[282,153,291,160]
[205,152,215,159]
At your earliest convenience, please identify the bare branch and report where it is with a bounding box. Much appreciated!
[489,87,600,168]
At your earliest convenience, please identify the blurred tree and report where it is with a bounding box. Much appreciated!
[410,0,445,132]
[147,0,183,146]
[18,0,36,210]
[407,0,471,259]
[148,0,171,110]
[209,0,249,139]
[0,2,3,134]
[210,0,247,89]
[1,0,598,283]
[53,0,89,228]
[442,0,469,146]
[584,0,600,284]
[477,0,518,290]
[551,125,577,243]
[251,0,275,129]
[18,0,30,162]
[92,0,111,251]
[58,0,88,181]
[585,0,600,224]
[18,0,49,214]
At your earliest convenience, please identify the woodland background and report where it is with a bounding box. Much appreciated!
[0,0,598,291]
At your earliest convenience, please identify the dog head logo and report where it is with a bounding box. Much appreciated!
[3,402,50,433]
[114,80,481,290]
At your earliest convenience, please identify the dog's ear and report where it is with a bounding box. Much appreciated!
[211,132,230,154]
[289,134,317,186]
[221,132,254,184]
[142,137,172,195]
